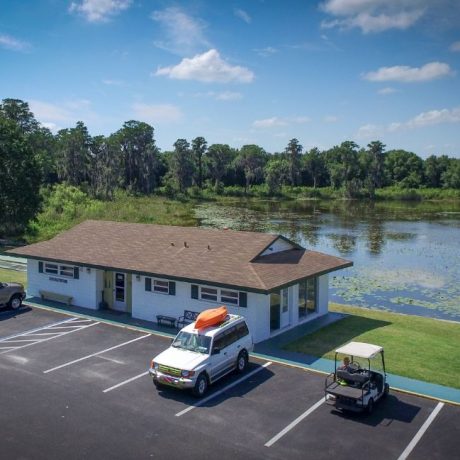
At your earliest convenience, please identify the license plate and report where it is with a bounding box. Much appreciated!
[161,375,178,385]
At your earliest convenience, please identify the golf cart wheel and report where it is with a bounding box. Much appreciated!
[367,398,374,414]
[9,295,23,310]
[236,350,248,374]
[192,373,208,398]
[383,383,390,398]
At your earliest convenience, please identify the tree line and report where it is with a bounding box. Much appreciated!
[1,98,460,235]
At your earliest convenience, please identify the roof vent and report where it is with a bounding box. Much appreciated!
[207,245,211,250]
[184,241,188,248]
[170,242,175,246]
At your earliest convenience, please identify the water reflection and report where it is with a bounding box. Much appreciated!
[195,198,460,321]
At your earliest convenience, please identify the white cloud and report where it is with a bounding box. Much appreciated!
[215,91,243,101]
[291,116,311,124]
[254,46,277,57]
[320,0,425,33]
[253,116,310,128]
[0,33,30,51]
[356,123,385,139]
[234,8,251,24]
[69,0,131,22]
[132,103,183,124]
[378,87,398,95]
[155,49,254,83]
[357,106,460,138]
[191,91,243,101]
[102,79,125,86]
[28,99,102,130]
[324,115,339,123]
[253,117,287,128]
[363,62,453,82]
[41,122,60,132]
[406,107,460,128]
[152,7,209,55]
[450,41,460,52]
[29,100,73,122]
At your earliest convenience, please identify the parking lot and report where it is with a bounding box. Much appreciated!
[1,306,459,460]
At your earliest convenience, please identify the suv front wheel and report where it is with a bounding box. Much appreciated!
[192,373,208,398]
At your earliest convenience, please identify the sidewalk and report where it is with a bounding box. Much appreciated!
[23,297,460,405]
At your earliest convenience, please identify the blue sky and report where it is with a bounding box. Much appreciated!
[1,0,460,157]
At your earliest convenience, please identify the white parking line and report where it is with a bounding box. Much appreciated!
[43,334,151,373]
[265,397,325,447]
[0,322,100,355]
[103,371,149,393]
[0,317,77,343]
[397,402,444,460]
[175,361,272,417]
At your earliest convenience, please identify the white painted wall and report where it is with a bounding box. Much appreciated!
[317,274,329,316]
[95,269,104,305]
[26,259,331,343]
[27,259,98,309]
[131,277,271,343]
[260,237,294,256]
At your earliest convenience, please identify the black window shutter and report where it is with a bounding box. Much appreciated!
[38,261,43,273]
[145,278,151,292]
[191,284,198,299]
[74,267,79,279]
[169,281,176,296]
[239,292,247,308]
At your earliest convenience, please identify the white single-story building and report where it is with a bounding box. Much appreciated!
[9,220,352,343]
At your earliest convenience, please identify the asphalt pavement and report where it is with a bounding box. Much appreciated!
[0,306,458,459]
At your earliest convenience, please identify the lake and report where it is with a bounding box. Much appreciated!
[194,199,460,322]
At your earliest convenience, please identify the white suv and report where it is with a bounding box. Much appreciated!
[149,314,253,397]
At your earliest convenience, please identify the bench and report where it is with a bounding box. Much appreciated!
[156,315,177,328]
[39,290,73,306]
[176,310,200,328]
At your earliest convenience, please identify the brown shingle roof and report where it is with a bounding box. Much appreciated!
[9,220,352,293]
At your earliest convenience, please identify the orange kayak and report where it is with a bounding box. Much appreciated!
[195,306,228,329]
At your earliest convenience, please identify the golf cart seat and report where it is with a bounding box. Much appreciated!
[337,369,369,385]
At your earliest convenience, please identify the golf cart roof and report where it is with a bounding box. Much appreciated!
[335,342,383,359]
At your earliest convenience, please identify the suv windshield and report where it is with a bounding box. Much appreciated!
[172,331,211,354]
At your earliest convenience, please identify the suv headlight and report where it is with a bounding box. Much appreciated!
[150,359,159,370]
[181,370,195,378]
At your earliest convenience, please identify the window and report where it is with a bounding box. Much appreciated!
[44,263,58,275]
[221,289,239,305]
[59,265,74,277]
[213,333,226,352]
[44,263,75,278]
[236,322,249,339]
[198,286,243,306]
[200,287,218,302]
[282,288,289,313]
[153,280,169,294]
[298,278,317,318]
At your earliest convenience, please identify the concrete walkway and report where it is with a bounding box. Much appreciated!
[21,297,460,405]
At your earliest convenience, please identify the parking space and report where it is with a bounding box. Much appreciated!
[0,305,73,338]
[0,305,459,459]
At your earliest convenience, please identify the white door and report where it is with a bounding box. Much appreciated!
[113,272,127,311]
[280,288,290,328]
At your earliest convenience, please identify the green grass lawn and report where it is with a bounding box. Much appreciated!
[0,268,26,286]
[284,303,460,389]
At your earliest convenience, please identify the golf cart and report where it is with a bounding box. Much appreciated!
[325,341,389,414]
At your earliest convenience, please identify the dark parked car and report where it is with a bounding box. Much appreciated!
[0,282,26,310]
